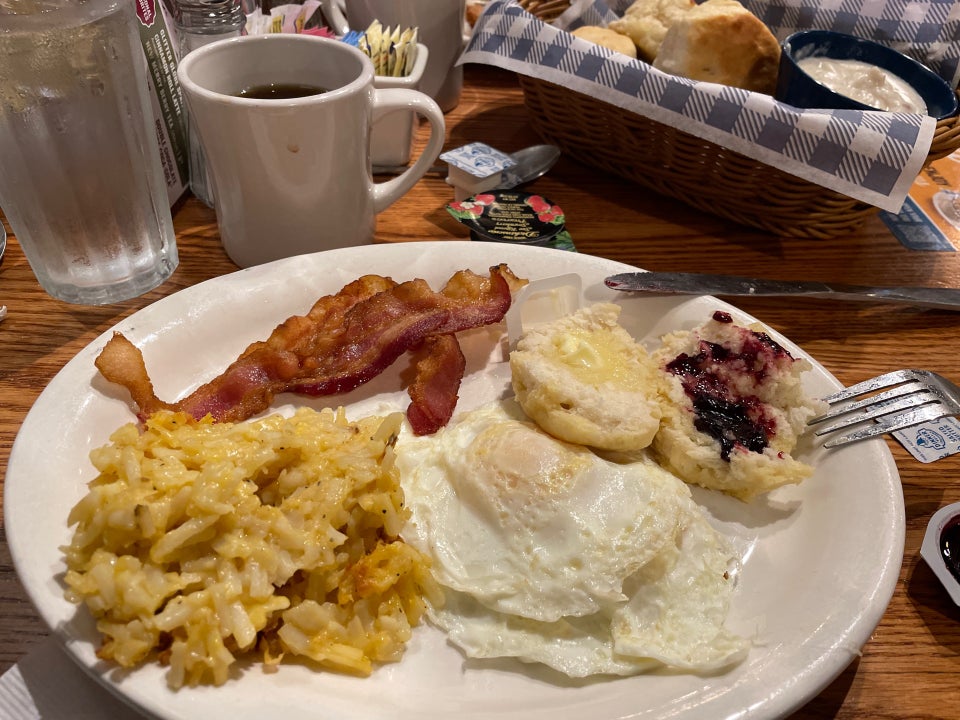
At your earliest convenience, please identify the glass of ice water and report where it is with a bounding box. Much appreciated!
[0,0,179,305]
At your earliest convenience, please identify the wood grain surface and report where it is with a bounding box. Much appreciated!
[1,65,959,718]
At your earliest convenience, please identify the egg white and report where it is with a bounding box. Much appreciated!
[611,506,749,671]
[428,590,660,677]
[396,400,688,622]
[395,399,748,676]
[427,501,747,677]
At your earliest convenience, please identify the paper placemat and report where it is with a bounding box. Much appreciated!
[461,0,958,212]
[0,637,147,720]
[880,149,960,250]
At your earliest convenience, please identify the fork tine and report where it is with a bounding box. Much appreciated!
[809,381,927,425]
[811,389,939,434]
[821,369,922,404]
[823,404,953,448]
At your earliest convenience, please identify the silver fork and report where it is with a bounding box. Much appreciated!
[809,369,960,447]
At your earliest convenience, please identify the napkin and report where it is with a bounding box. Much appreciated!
[462,0,960,212]
[0,637,146,720]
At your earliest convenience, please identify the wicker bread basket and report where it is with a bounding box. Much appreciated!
[515,0,960,239]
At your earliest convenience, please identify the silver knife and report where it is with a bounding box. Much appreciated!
[604,271,960,311]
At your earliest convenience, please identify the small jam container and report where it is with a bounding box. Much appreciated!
[920,502,960,606]
[440,142,517,201]
[446,190,566,246]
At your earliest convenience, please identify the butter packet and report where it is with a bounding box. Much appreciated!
[894,418,960,463]
[440,142,517,201]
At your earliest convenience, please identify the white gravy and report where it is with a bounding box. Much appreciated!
[797,56,927,114]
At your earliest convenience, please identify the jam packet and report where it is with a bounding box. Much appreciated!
[446,190,575,251]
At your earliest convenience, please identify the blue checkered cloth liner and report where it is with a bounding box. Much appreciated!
[461,0,959,212]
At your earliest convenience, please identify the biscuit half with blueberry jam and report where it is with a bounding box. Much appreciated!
[651,311,825,502]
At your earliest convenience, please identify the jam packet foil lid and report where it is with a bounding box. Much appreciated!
[462,0,956,213]
[446,190,568,247]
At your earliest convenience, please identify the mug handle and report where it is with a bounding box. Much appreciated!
[370,88,445,214]
[319,0,350,34]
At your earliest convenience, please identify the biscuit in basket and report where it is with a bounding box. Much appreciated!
[571,25,638,59]
[607,0,695,62]
[510,303,662,452]
[652,0,781,94]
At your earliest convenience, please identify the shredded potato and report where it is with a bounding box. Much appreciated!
[63,408,441,688]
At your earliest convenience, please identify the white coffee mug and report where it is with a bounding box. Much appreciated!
[177,35,444,268]
[372,42,429,168]
[322,0,464,112]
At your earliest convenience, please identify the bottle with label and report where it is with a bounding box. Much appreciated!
[174,0,243,208]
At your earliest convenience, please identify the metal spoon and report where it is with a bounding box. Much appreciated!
[495,144,561,188]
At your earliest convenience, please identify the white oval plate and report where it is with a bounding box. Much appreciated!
[4,241,903,720]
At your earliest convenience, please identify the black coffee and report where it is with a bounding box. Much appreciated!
[236,83,328,100]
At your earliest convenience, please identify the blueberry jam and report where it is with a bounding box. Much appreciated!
[665,313,794,461]
[941,517,960,584]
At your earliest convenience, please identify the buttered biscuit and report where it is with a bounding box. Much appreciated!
[510,303,662,451]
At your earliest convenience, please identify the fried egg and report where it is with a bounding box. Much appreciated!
[427,505,747,676]
[395,399,748,676]
[396,400,686,622]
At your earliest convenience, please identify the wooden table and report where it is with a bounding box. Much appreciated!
[2,64,959,718]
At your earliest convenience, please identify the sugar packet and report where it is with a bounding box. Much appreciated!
[357,20,419,77]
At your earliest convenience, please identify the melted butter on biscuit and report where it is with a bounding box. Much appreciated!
[510,303,661,451]
[551,328,643,389]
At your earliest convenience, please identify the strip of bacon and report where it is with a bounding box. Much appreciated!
[95,265,523,430]
[290,266,515,396]
[405,334,466,435]
[96,273,394,422]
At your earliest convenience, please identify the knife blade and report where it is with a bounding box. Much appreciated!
[604,271,960,311]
